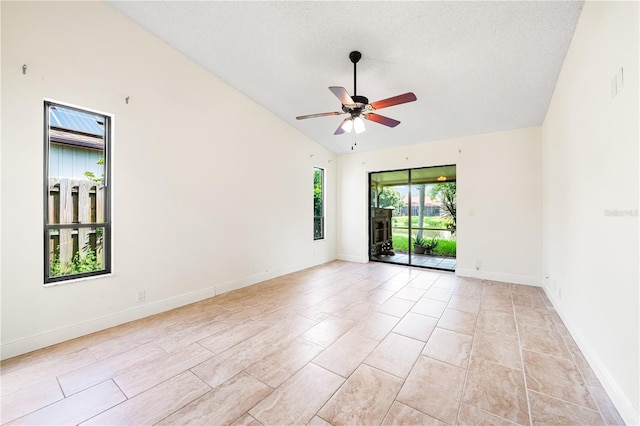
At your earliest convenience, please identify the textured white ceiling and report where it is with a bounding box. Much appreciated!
[108,1,584,154]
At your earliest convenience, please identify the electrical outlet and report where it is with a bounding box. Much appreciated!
[136,290,145,303]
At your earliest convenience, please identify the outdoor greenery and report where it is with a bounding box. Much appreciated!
[83,158,105,183]
[373,181,457,258]
[50,156,106,278]
[50,248,102,277]
[433,239,457,256]
[379,183,456,231]
[413,236,428,247]
[392,235,456,257]
[421,235,439,254]
[429,182,456,232]
[314,168,324,239]
[377,187,404,211]
[313,168,323,217]
[47,158,106,277]
[392,216,448,229]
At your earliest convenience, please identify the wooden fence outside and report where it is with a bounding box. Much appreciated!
[48,177,105,266]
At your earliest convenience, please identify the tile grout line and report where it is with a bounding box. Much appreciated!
[364,349,426,423]
[350,274,419,423]
[79,379,135,425]
[313,271,440,425]
[527,388,603,414]
[511,285,534,426]
[228,371,276,426]
[549,304,610,423]
[454,281,481,425]
[520,291,611,421]
[307,362,349,425]
[378,357,414,426]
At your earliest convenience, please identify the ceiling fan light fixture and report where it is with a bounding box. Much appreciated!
[341,119,354,133]
[353,116,366,134]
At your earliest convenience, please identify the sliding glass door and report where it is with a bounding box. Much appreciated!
[369,165,457,271]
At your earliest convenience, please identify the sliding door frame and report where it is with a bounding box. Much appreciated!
[368,164,457,271]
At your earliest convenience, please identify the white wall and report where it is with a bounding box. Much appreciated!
[2,3,637,421]
[541,1,639,423]
[0,1,336,359]
[336,126,542,286]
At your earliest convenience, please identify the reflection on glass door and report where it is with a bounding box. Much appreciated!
[369,165,457,271]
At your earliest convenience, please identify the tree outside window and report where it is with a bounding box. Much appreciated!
[313,167,324,240]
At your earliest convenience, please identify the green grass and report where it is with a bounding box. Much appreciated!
[391,234,456,257]
[391,216,448,229]
[392,235,410,251]
[433,239,457,257]
[386,215,456,257]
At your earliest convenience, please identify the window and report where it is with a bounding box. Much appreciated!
[44,102,111,284]
[313,167,324,240]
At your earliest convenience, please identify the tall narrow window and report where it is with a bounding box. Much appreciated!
[44,102,111,284]
[313,167,324,240]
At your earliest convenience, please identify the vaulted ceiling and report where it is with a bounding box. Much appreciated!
[108,1,584,154]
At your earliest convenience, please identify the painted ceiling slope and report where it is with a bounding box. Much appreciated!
[108,1,584,154]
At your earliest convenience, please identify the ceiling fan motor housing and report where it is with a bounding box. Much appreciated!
[342,94,369,114]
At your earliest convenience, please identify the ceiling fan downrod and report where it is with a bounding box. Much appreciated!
[349,51,361,96]
[347,51,369,114]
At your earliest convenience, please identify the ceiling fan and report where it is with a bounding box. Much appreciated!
[296,51,417,136]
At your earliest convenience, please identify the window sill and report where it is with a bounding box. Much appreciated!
[44,272,114,288]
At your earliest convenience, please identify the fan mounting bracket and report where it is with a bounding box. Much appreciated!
[349,51,362,64]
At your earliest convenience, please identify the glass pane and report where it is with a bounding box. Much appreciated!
[314,168,324,239]
[410,168,457,269]
[370,170,409,265]
[48,105,106,225]
[48,227,106,278]
[314,217,323,239]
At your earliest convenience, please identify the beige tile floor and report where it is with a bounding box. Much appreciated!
[0,261,625,425]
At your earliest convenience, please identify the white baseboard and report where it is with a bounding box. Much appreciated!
[1,258,335,360]
[455,267,541,286]
[214,257,335,295]
[332,260,542,287]
[543,286,639,425]
[215,270,282,295]
[0,285,216,360]
[336,253,369,263]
